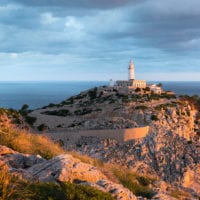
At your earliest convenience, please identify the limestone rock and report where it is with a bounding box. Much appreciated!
[152,192,177,200]
[182,164,200,195]
[0,145,45,169]
[26,154,107,183]
[82,179,137,200]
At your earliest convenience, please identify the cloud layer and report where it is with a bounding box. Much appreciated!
[0,0,200,81]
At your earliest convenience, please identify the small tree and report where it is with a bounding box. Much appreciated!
[19,104,29,116]
[135,88,141,93]
[151,115,159,121]
[144,87,150,91]
[37,124,48,131]
[157,83,162,87]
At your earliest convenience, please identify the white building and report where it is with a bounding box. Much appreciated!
[116,60,147,89]
[149,84,162,94]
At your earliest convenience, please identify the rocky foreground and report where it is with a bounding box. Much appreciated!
[0,145,136,200]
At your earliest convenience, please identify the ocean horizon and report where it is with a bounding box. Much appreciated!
[0,81,200,110]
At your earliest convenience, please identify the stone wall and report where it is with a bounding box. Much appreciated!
[47,126,149,144]
[69,126,149,143]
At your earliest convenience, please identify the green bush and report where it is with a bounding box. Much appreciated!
[60,97,74,106]
[25,116,37,125]
[19,104,30,116]
[37,124,48,131]
[74,108,93,115]
[88,88,97,100]
[135,105,148,110]
[114,171,155,199]
[135,88,141,92]
[151,115,159,121]
[0,169,114,200]
[42,109,71,117]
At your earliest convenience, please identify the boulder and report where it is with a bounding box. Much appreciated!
[80,179,137,200]
[0,145,45,169]
[182,164,200,195]
[26,154,107,183]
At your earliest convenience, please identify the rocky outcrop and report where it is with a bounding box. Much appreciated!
[182,164,200,195]
[0,145,45,169]
[82,179,137,200]
[26,154,107,183]
[0,145,137,200]
[62,131,200,197]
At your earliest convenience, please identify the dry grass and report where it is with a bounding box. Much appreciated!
[0,168,114,200]
[0,122,64,159]
[0,167,31,200]
[170,189,192,199]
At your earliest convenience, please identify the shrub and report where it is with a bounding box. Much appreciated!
[144,87,150,91]
[88,88,97,100]
[135,88,141,92]
[135,105,148,110]
[0,169,114,200]
[151,115,159,121]
[186,111,190,116]
[37,124,48,131]
[74,108,93,115]
[95,108,102,112]
[42,109,71,117]
[121,95,129,103]
[48,103,57,107]
[60,97,74,106]
[114,171,155,198]
[25,116,37,125]
[19,104,29,116]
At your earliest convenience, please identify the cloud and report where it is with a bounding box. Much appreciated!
[126,0,200,51]
[40,12,58,25]
[0,0,200,81]
[10,0,143,9]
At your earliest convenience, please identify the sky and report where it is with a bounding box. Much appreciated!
[0,0,200,81]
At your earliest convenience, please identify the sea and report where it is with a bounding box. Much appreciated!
[0,81,200,110]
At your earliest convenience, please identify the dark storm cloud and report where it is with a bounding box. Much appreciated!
[125,0,200,51]
[10,0,143,9]
[1,0,200,53]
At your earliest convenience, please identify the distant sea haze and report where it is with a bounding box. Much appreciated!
[0,81,200,110]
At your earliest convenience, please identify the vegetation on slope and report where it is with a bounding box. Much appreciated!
[0,168,114,200]
[0,108,160,199]
[114,170,156,199]
[0,109,64,159]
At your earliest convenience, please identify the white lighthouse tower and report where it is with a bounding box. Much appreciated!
[128,60,135,80]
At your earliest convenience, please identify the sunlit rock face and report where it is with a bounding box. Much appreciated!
[182,164,200,196]
[0,145,137,200]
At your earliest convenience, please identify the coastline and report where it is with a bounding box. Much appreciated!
[0,81,200,109]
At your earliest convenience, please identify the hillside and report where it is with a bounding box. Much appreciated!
[1,85,200,199]
[27,86,200,199]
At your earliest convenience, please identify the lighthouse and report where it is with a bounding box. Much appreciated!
[128,60,135,80]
